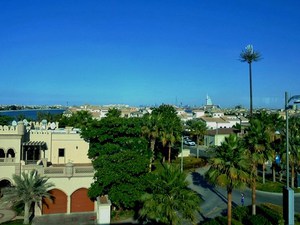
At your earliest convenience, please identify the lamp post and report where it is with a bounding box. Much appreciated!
[181,136,184,172]
[283,91,300,225]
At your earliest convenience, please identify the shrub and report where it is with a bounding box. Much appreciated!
[174,156,206,170]
[215,216,227,225]
[256,204,282,225]
[202,219,220,225]
[232,206,250,222]
[248,214,272,225]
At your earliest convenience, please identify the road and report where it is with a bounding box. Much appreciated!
[187,165,300,222]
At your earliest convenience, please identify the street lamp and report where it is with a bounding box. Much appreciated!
[283,91,300,225]
[181,136,184,172]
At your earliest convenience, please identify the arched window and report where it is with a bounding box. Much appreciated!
[6,149,15,158]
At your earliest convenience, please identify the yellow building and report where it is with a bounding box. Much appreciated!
[0,121,99,216]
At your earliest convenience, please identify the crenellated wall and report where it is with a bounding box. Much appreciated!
[0,121,25,135]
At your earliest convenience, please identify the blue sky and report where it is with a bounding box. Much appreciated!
[1,1,300,109]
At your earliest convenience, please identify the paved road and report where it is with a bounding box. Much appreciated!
[187,165,300,222]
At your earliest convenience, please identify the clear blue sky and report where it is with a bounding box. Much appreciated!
[1,1,300,109]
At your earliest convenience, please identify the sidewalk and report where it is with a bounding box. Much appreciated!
[0,209,17,224]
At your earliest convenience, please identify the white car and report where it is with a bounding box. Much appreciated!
[184,140,196,146]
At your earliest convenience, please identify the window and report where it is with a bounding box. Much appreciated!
[58,148,65,157]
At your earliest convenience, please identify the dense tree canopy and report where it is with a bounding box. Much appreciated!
[59,110,93,129]
[0,115,13,126]
[81,116,151,209]
[151,105,182,163]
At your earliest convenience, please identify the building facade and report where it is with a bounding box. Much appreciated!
[0,121,96,216]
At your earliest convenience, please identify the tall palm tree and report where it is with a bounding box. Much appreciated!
[207,134,249,225]
[240,45,261,116]
[187,119,207,158]
[140,164,200,225]
[0,170,54,224]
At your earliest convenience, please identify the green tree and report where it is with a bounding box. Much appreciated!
[0,115,13,125]
[81,116,151,209]
[244,118,273,215]
[186,119,207,158]
[207,134,249,225]
[37,111,63,122]
[240,45,261,116]
[152,105,182,163]
[0,170,54,224]
[142,113,161,171]
[140,164,200,225]
[59,110,93,129]
[105,108,122,118]
[285,116,300,188]
[252,112,278,184]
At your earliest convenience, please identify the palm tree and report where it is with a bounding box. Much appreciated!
[142,113,161,171]
[240,45,261,116]
[207,134,249,225]
[0,170,54,224]
[286,116,300,188]
[140,164,200,225]
[152,105,182,163]
[186,119,207,158]
[244,118,273,215]
[160,124,178,164]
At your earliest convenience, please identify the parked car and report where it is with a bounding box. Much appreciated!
[184,140,196,146]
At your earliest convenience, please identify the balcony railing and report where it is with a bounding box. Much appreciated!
[0,158,15,163]
[21,164,94,178]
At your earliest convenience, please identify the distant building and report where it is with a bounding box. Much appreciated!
[204,128,236,147]
[203,95,220,111]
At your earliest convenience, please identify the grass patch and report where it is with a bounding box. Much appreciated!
[256,181,285,193]
[1,219,27,225]
[256,180,300,193]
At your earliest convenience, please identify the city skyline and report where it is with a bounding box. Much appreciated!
[1,1,300,109]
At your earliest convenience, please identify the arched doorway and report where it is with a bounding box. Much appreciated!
[0,179,12,197]
[42,189,67,214]
[71,188,94,212]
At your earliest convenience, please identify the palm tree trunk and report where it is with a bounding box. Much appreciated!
[249,62,253,116]
[168,144,171,163]
[251,164,257,215]
[196,136,199,158]
[149,139,156,172]
[262,163,266,184]
[252,177,256,215]
[272,163,276,182]
[227,189,232,225]
[291,164,295,188]
[23,201,30,224]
